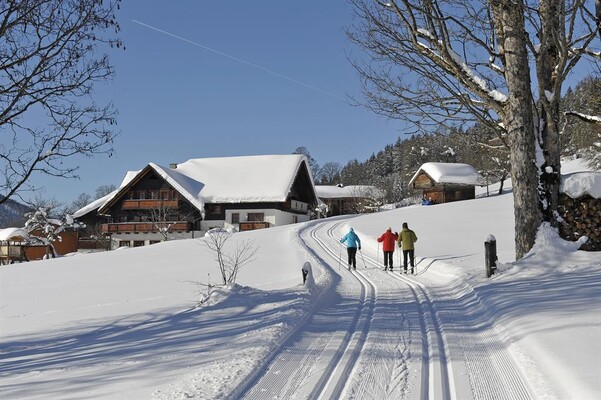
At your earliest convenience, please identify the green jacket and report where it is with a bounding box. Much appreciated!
[397,228,418,250]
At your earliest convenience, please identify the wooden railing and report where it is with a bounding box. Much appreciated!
[101,221,191,234]
[122,199,178,210]
[239,222,270,231]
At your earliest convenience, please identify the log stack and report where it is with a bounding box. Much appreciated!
[558,194,601,251]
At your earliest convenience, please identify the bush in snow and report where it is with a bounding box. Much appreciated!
[202,227,259,286]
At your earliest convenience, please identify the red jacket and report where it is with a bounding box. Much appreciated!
[377,230,398,252]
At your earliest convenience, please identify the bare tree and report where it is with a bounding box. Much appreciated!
[348,0,600,258]
[202,228,259,286]
[147,201,191,241]
[293,147,321,181]
[319,162,342,185]
[95,184,118,199]
[0,0,122,205]
[67,192,93,214]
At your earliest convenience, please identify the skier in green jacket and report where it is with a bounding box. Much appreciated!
[397,222,418,274]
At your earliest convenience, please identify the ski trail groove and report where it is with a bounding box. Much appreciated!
[309,222,376,400]
[237,220,375,399]
[433,279,534,400]
[357,250,455,400]
[326,229,414,400]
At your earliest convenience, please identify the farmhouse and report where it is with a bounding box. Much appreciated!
[409,162,484,204]
[75,155,318,249]
[316,185,385,216]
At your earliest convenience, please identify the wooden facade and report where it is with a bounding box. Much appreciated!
[98,166,203,235]
[88,158,318,240]
[412,171,476,204]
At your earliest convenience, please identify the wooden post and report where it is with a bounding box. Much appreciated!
[485,235,498,278]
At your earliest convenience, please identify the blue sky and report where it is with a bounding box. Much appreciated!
[28,1,404,205]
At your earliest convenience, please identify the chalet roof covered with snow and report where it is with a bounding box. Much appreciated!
[409,162,484,186]
[73,191,118,219]
[315,185,385,199]
[92,154,316,214]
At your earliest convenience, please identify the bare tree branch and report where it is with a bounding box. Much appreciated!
[0,0,122,204]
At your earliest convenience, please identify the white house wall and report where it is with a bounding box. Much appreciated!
[224,208,309,228]
[109,209,308,249]
[109,231,202,250]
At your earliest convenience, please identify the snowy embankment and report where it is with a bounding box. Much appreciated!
[1,158,600,399]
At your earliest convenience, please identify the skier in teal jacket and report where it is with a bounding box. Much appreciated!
[340,228,361,270]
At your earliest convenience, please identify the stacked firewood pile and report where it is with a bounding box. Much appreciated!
[558,194,601,251]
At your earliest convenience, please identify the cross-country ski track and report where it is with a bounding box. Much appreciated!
[234,218,535,400]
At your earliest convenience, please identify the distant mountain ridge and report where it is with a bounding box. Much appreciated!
[0,196,32,228]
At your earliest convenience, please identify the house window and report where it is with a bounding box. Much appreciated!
[293,216,298,223]
[232,213,240,224]
[149,240,161,245]
[133,240,145,247]
[247,213,264,222]
[119,240,130,247]
[207,205,221,214]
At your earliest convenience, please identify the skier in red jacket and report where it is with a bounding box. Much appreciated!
[377,227,399,271]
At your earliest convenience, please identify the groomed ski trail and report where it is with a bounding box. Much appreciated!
[236,221,376,399]
[234,218,536,400]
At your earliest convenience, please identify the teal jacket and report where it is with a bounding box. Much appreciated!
[340,228,361,249]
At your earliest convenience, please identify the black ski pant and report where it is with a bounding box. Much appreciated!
[403,249,415,271]
[347,247,357,268]
[383,251,393,269]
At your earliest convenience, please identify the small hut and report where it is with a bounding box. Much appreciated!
[0,228,29,265]
[409,162,484,204]
[315,185,385,216]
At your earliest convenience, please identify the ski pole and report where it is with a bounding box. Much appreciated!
[338,245,342,270]
[412,249,416,274]
[376,242,380,265]
[359,248,367,268]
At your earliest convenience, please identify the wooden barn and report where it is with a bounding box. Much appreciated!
[409,162,484,204]
[315,185,385,216]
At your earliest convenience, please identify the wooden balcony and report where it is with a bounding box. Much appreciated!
[239,222,270,231]
[101,221,191,234]
[122,199,178,210]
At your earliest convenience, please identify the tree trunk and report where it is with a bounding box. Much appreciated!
[536,0,562,225]
[492,1,542,259]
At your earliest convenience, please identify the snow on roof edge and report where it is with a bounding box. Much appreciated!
[149,163,205,212]
[409,162,484,186]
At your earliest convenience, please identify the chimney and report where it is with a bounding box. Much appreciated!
[169,163,177,169]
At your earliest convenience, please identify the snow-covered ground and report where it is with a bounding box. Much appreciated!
[1,159,600,399]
